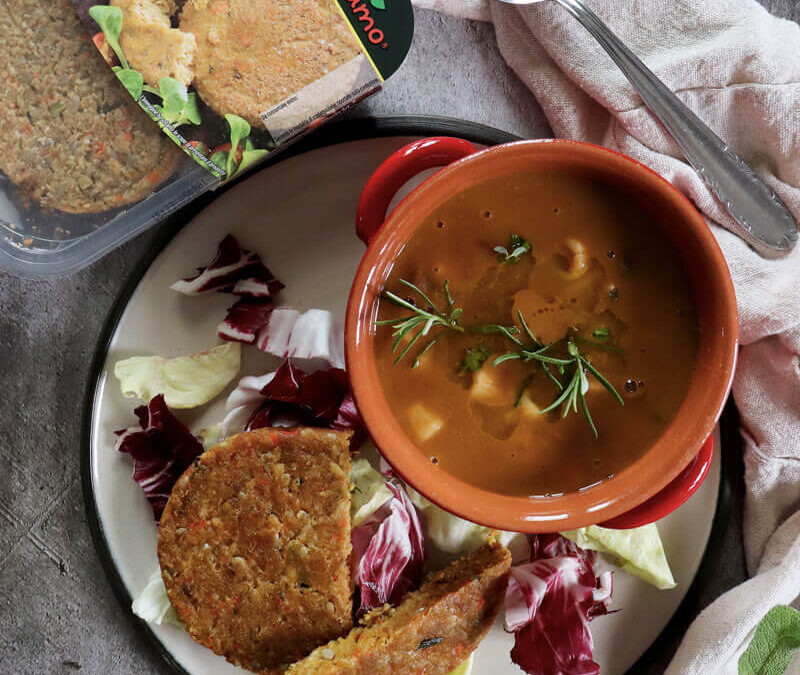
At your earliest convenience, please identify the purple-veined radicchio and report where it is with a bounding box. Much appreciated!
[255,308,345,369]
[504,534,613,675]
[170,235,283,297]
[114,394,204,520]
[351,481,425,615]
[222,361,366,451]
[217,298,275,344]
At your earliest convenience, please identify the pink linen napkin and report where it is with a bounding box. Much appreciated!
[412,0,800,672]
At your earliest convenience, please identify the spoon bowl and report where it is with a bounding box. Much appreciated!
[498,0,797,255]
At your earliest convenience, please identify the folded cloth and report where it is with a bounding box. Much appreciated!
[412,0,800,672]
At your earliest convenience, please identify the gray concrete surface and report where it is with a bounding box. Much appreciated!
[1,4,798,674]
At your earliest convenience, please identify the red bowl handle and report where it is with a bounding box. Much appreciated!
[600,435,714,529]
[355,137,477,245]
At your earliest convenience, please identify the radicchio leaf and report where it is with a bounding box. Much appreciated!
[114,394,204,520]
[170,235,283,297]
[220,372,276,438]
[217,298,275,344]
[504,534,613,675]
[222,361,366,450]
[232,265,284,299]
[351,481,425,615]
[255,308,345,369]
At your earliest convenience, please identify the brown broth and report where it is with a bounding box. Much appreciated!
[374,169,699,497]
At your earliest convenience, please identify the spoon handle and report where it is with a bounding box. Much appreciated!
[555,0,797,254]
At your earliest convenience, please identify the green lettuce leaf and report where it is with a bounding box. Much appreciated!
[561,524,675,589]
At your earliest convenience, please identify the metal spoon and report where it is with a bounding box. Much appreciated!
[499,0,797,255]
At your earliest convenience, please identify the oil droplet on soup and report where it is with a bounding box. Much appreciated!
[374,169,699,497]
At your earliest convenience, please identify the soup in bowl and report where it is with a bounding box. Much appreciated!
[346,138,737,532]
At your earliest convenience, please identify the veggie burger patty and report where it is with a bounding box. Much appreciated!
[288,541,512,675]
[0,0,181,214]
[158,427,354,674]
[179,0,364,126]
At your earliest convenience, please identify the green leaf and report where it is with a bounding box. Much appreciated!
[739,606,800,675]
[562,524,675,589]
[181,93,202,125]
[461,344,489,373]
[112,67,144,99]
[224,113,252,177]
[89,5,128,69]
[232,149,269,179]
[156,78,202,126]
[592,327,611,342]
[370,0,386,8]
[495,234,531,263]
[209,150,229,174]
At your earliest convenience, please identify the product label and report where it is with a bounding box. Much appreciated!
[72,0,413,181]
[261,55,381,145]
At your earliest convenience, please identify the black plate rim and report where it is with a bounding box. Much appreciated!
[79,114,739,675]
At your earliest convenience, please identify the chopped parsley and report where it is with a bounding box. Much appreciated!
[592,327,611,342]
[494,234,531,263]
[461,343,490,373]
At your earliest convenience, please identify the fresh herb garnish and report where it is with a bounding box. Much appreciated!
[491,310,562,390]
[461,343,489,373]
[492,311,623,437]
[470,322,521,343]
[494,234,531,263]
[377,279,464,367]
[377,281,625,437]
[535,339,623,438]
[592,327,611,342]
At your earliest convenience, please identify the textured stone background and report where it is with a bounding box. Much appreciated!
[1,4,798,674]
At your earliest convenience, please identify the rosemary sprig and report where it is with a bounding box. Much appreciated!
[491,310,564,390]
[376,279,464,367]
[377,280,625,438]
[492,311,623,437]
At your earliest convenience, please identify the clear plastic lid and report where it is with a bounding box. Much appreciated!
[0,0,412,277]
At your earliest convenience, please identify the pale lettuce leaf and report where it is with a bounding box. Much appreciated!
[350,458,392,527]
[131,568,181,627]
[561,524,675,589]
[196,423,222,451]
[406,487,528,562]
[114,342,241,409]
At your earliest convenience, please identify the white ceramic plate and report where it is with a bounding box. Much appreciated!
[85,130,721,675]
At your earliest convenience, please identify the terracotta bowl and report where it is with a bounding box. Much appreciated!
[345,137,738,533]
